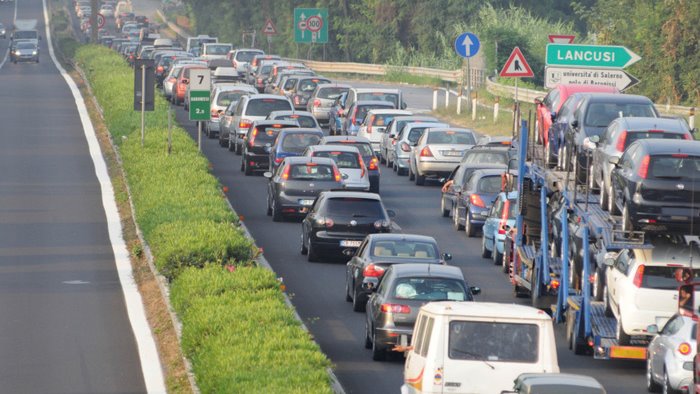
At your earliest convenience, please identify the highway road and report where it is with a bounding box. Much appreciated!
[0,0,160,392]
[170,103,647,393]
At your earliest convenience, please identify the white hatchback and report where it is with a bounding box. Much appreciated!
[357,109,412,153]
[304,145,370,191]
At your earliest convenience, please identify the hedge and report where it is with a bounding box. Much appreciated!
[73,45,332,393]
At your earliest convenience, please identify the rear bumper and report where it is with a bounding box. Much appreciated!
[207,119,220,132]
[630,201,700,233]
[243,151,269,168]
[310,230,379,251]
[375,326,413,349]
[311,108,330,121]
[620,307,672,335]
[416,160,459,176]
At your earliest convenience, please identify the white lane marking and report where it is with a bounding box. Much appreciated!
[62,280,91,285]
[40,0,167,392]
[0,0,18,69]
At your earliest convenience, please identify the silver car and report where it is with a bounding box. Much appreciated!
[229,94,294,154]
[380,115,439,167]
[206,84,257,138]
[646,313,695,393]
[391,122,448,175]
[306,83,351,123]
[408,127,478,185]
[304,145,370,191]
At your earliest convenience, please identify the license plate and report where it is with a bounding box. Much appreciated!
[610,346,646,360]
[299,199,314,206]
[340,240,362,247]
[443,150,463,156]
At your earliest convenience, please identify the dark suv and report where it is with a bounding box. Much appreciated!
[563,93,658,183]
[241,120,299,175]
[301,191,395,262]
[610,139,700,233]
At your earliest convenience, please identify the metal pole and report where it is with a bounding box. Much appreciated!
[167,105,172,155]
[445,86,449,108]
[515,78,519,103]
[198,121,202,151]
[556,204,570,323]
[466,57,472,102]
[471,92,477,121]
[141,64,146,147]
[583,224,592,338]
[690,107,696,130]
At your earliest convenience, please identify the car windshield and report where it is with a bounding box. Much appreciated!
[640,267,700,289]
[14,31,38,39]
[371,240,438,259]
[325,197,385,218]
[358,92,399,107]
[584,103,657,127]
[288,164,335,181]
[217,91,247,106]
[649,156,700,180]
[276,115,316,128]
[280,134,321,153]
[205,44,231,55]
[427,131,476,145]
[17,43,36,49]
[449,321,539,362]
[462,151,508,165]
[236,51,263,62]
[477,176,503,193]
[318,87,349,100]
[624,131,686,150]
[313,151,361,169]
[393,278,468,301]
[246,99,292,116]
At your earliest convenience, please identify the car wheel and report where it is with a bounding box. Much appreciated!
[364,321,372,349]
[371,329,386,361]
[408,165,415,181]
[498,249,507,273]
[300,232,307,255]
[453,207,464,231]
[235,141,242,155]
[345,278,352,302]
[608,184,619,214]
[240,155,246,172]
[622,203,633,232]
[604,285,614,317]
[415,172,425,186]
[599,181,608,210]
[271,198,283,222]
[227,137,235,152]
[219,133,226,147]
[352,288,365,312]
[616,319,631,346]
[663,368,676,394]
[307,240,319,262]
[266,195,272,216]
[244,157,253,176]
[441,197,450,217]
[481,236,492,259]
[398,166,407,176]
[646,357,662,393]
[465,212,476,237]
[592,267,605,302]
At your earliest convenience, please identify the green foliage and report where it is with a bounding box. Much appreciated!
[74,45,331,393]
[171,266,332,393]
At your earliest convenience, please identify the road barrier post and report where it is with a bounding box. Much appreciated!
[471,92,477,121]
[457,96,462,115]
[432,89,438,111]
[494,97,500,124]
[690,107,696,130]
[445,88,449,108]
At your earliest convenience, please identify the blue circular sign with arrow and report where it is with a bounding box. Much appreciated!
[454,32,480,58]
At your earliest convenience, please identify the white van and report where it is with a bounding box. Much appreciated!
[402,302,559,394]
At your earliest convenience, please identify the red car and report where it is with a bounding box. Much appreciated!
[535,84,618,147]
[173,64,208,105]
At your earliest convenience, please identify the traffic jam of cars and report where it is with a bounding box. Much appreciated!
[92,8,700,392]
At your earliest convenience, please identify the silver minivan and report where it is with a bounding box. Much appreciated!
[229,94,293,154]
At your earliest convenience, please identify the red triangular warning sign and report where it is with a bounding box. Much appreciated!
[262,19,277,35]
[499,47,534,78]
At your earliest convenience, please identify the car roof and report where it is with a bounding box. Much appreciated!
[213,84,256,92]
[632,236,700,265]
[320,191,381,200]
[252,119,299,127]
[308,144,360,153]
[470,168,507,178]
[282,156,336,165]
[583,93,654,104]
[514,373,605,391]
[322,136,372,144]
[426,127,476,134]
[270,110,314,117]
[316,83,352,89]
[366,233,437,243]
[404,122,449,130]
[278,128,324,135]
[421,301,551,320]
[614,116,689,132]
[367,109,413,116]
[353,100,396,107]
[391,115,439,122]
[246,94,291,101]
[388,263,464,279]
[351,88,401,94]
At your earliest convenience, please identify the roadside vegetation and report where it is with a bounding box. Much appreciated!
[73,45,332,393]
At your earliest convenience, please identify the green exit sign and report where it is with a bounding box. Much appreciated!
[189,90,211,121]
[546,44,641,69]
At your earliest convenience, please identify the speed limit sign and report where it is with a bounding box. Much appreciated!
[96,13,106,28]
[306,15,323,33]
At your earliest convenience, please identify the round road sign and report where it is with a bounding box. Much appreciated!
[306,15,323,33]
[97,13,106,28]
[297,20,307,30]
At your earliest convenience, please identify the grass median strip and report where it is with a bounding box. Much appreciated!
[74,45,333,393]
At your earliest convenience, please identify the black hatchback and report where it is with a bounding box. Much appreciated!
[610,139,700,233]
[241,120,299,175]
[301,191,395,262]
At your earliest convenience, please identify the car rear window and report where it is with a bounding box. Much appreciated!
[371,241,438,259]
[318,87,349,100]
[235,51,263,62]
[217,91,248,106]
[649,156,700,180]
[507,198,518,218]
[283,78,298,90]
[205,44,231,55]
[280,133,321,153]
[584,103,657,127]
[427,131,476,145]
[392,278,469,301]
[259,65,273,76]
[449,321,539,362]
[462,151,508,165]
[357,92,399,107]
[356,104,395,123]
[251,126,286,145]
[246,99,293,116]
[640,266,700,289]
[477,176,503,193]
[313,151,361,169]
[276,114,316,128]
[326,142,373,157]
[288,164,335,181]
[325,197,385,217]
[624,131,687,150]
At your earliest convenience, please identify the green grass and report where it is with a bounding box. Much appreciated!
[73,45,333,393]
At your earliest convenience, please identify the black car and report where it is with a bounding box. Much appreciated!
[301,191,395,262]
[364,264,478,361]
[563,93,659,183]
[345,233,450,312]
[610,139,700,233]
[453,168,505,237]
[590,116,692,209]
[321,136,381,193]
[264,156,344,221]
[241,120,299,175]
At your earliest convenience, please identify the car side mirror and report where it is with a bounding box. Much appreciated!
[603,251,617,266]
[386,209,396,218]
[646,324,659,334]
[470,286,481,295]
[442,252,452,261]
[362,277,379,292]
[411,141,419,147]
[571,119,579,129]
[608,157,620,166]
[263,171,272,178]
[582,137,597,150]
[389,133,396,139]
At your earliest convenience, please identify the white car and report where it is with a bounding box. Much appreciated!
[379,115,438,167]
[603,238,700,345]
[646,313,696,393]
[304,145,370,191]
[391,122,448,175]
[357,109,412,153]
[408,127,477,186]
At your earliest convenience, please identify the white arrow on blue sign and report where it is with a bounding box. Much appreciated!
[454,32,480,58]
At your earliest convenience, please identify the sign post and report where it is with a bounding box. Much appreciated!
[294,8,328,44]
[453,32,480,106]
[133,59,155,147]
[188,69,211,151]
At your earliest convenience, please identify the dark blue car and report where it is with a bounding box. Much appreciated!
[452,168,505,237]
[269,128,324,172]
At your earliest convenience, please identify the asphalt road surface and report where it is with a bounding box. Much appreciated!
[0,0,148,392]
[170,111,647,393]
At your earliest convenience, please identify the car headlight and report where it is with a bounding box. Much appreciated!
[14,51,20,55]
[32,51,37,55]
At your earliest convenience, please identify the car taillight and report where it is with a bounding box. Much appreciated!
[313,99,321,107]
[633,264,645,287]
[156,65,163,73]
[239,120,252,129]
[498,200,510,234]
[380,303,411,314]
[314,217,334,228]
[363,263,385,278]
[249,127,258,145]
[373,220,391,230]
[274,157,283,164]
[360,155,366,177]
[672,153,689,158]
[470,194,486,208]
[333,166,342,182]
[210,109,219,118]
[420,146,433,157]
[616,130,627,152]
[637,155,650,178]
[257,78,263,83]
[683,134,692,140]
[550,279,560,290]
[281,164,290,180]
[679,342,692,355]
[368,157,379,171]
[401,142,411,152]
